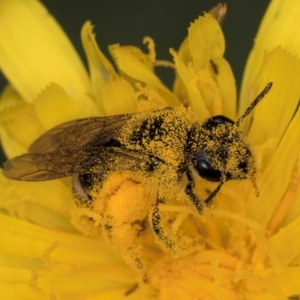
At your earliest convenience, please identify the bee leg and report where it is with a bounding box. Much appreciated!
[98,174,153,283]
[185,171,204,214]
[102,214,149,282]
[124,283,139,296]
[185,170,225,212]
[204,180,225,206]
[151,198,176,251]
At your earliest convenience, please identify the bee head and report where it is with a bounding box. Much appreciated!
[193,116,255,182]
[189,82,273,196]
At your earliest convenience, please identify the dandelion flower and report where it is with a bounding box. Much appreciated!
[1,1,300,299]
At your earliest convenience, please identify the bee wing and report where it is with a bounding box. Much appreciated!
[29,114,133,153]
[3,147,151,181]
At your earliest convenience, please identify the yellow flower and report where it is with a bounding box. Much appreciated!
[1,0,300,299]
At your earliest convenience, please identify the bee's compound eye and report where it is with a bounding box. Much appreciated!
[196,159,222,182]
[201,115,234,132]
[211,115,234,125]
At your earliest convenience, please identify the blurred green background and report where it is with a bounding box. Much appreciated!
[0,0,269,164]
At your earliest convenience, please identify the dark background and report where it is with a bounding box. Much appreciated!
[0,0,270,164]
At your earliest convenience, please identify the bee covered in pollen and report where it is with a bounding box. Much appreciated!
[2,82,273,281]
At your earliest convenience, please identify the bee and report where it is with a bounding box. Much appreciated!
[2,83,272,278]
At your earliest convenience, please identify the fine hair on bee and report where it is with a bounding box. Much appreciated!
[2,82,273,280]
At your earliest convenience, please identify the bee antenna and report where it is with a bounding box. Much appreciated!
[251,175,259,197]
[235,82,273,128]
[205,174,226,206]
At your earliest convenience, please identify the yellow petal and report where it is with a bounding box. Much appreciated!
[269,216,300,267]
[214,58,236,119]
[0,127,27,158]
[1,264,137,299]
[189,13,225,69]
[279,170,300,227]
[33,84,85,130]
[0,85,31,157]
[109,44,180,107]
[175,13,236,119]
[0,85,23,112]
[81,21,118,115]
[172,49,209,120]
[101,78,138,115]
[266,158,300,232]
[248,94,300,226]
[0,212,149,298]
[241,0,300,114]
[246,49,300,147]
[0,213,121,265]
[27,269,134,295]
[0,0,92,108]
[189,14,236,117]
[0,100,44,158]
[0,267,37,299]
[81,23,140,115]
[253,267,300,299]
[0,172,75,231]
[268,267,300,298]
